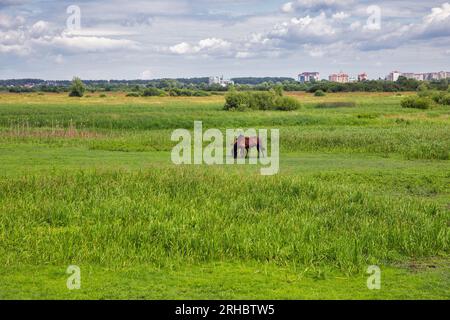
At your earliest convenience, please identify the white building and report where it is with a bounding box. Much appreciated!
[386,71,402,82]
[209,76,234,87]
[387,70,450,81]
[298,72,320,83]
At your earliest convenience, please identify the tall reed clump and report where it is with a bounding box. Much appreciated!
[401,96,433,109]
[0,168,447,273]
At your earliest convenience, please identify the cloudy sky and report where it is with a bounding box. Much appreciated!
[0,0,449,80]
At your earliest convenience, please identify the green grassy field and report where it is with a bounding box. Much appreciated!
[0,92,449,299]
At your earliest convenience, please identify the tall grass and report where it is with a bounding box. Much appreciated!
[0,168,448,273]
[2,123,448,160]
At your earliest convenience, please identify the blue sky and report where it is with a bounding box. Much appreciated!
[0,0,449,80]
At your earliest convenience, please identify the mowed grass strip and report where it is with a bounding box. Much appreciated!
[0,168,448,273]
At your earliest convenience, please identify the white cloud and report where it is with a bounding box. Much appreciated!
[281,2,294,13]
[34,35,139,53]
[0,43,28,54]
[358,2,450,50]
[423,2,450,24]
[169,37,231,56]
[281,0,355,13]
[29,21,51,38]
[140,69,153,79]
[267,12,337,44]
[0,13,25,29]
[332,11,350,20]
[198,38,230,51]
[169,42,194,54]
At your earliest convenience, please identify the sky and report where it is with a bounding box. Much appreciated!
[0,0,449,80]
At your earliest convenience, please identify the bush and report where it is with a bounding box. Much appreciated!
[68,77,86,97]
[99,94,107,98]
[314,90,326,97]
[273,96,301,111]
[224,91,250,111]
[439,94,450,105]
[142,87,166,97]
[224,90,300,111]
[430,91,445,103]
[401,96,432,109]
[417,83,429,92]
[168,88,210,97]
[248,92,277,110]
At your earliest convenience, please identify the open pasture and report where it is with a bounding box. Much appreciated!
[0,92,449,299]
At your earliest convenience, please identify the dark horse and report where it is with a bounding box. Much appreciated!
[233,135,265,159]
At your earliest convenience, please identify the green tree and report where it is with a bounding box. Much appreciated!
[417,83,429,92]
[273,84,284,97]
[69,77,86,97]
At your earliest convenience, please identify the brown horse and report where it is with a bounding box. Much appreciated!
[233,135,265,159]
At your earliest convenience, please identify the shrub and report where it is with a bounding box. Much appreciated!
[248,92,277,110]
[314,90,326,97]
[417,83,429,92]
[273,96,301,111]
[142,87,166,97]
[224,90,300,111]
[191,90,211,97]
[68,77,86,97]
[273,85,284,97]
[99,94,107,98]
[417,89,431,98]
[168,88,211,97]
[401,96,432,109]
[430,91,445,103]
[439,94,450,105]
[224,91,249,111]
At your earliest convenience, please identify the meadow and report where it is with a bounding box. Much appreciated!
[0,91,449,299]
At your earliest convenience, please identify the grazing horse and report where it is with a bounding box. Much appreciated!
[233,135,265,159]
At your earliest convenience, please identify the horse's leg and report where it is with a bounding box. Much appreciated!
[233,143,238,159]
[256,143,260,158]
[245,147,249,159]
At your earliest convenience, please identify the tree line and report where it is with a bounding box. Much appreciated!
[1,76,449,94]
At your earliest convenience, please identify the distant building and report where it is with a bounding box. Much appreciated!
[386,71,402,82]
[329,72,349,83]
[387,70,450,81]
[298,72,320,83]
[358,73,368,82]
[209,76,234,87]
[401,73,414,79]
